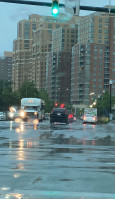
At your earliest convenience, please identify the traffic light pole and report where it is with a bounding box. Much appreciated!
[80,5,112,13]
[0,0,115,14]
[0,0,64,7]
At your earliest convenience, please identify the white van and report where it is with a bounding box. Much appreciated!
[20,98,44,122]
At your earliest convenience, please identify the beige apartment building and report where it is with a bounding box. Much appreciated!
[12,14,41,91]
[71,12,115,106]
[32,16,71,91]
[12,14,74,91]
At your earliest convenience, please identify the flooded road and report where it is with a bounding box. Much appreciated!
[0,120,115,199]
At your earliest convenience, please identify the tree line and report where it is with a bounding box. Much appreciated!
[0,80,53,113]
[0,80,115,116]
[93,91,115,117]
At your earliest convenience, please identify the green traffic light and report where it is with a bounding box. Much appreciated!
[52,8,59,15]
[52,0,59,16]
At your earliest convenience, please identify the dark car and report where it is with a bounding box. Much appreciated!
[50,108,69,124]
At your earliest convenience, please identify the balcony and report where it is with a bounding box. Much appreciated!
[79,60,84,63]
[78,88,84,91]
[80,48,85,52]
[104,59,110,63]
[104,53,109,57]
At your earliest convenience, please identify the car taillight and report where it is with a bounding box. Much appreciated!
[93,116,96,121]
[83,116,87,120]
[68,114,73,119]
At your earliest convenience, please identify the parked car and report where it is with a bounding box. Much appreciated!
[0,112,6,121]
[50,108,69,124]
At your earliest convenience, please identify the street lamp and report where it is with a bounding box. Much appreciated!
[109,79,112,120]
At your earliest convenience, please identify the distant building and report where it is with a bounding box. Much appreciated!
[46,25,78,104]
[46,51,72,104]
[71,12,115,106]
[71,43,105,105]
[0,51,13,83]
[12,14,73,91]
[12,14,41,91]
[32,16,70,91]
[11,12,115,107]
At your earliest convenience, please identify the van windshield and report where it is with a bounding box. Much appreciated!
[24,106,37,111]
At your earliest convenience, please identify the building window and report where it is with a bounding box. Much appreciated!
[99,18,102,22]
[48,24,52,29]
[105,18,109,23]
[56,24,60,29]
[98,35,102,39]
[99,29,102,33]
[93,78,96,81]
[99,24,102,28]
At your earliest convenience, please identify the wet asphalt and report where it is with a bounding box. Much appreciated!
[0,119,115,199]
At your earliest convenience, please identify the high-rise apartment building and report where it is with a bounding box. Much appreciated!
[12,14,73,92]
[46,51,72,103]
[12,11,115,107]
[0,51,13,83]
[71,12,115,106]
[12,14,41,91]
[71,43,105,105]
[32,16,70,91]
[46,25,78,104]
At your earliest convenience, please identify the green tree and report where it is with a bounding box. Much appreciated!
[18,82,53,112]
[112,96,115,107]
[18,81,40,99]
[0,80,20,111]
[93,91,110,116]
[39,90,53,112]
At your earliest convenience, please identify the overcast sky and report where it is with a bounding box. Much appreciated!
[0,0,114,56]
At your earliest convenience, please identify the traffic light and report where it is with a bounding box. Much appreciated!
[52,0,59,16]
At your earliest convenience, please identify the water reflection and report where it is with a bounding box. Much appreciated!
[10,121,13,131]
[4,193,23,199]
[27,141,33,148]
[17,140,25,161]
[83,123,95,131]
[52,134,113,149]
[13,121,38,133]
[15,128,20,133]
[13,173,20,178]
[1,187,10,191]
[15,122,24,133]
[14,163,24,170]
[34,124,37,130]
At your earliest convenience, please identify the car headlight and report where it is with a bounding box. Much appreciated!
[20,111,25,118]
[9,112,14,118]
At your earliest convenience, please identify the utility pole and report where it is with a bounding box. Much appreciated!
[109,79,112,121]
